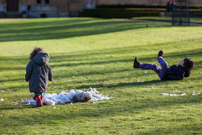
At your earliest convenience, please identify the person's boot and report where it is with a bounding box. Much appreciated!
[41,96,43,101]
[158,50,163,57]
[41,96,46,105]
[133,57,140,68]
[34,95,42,107]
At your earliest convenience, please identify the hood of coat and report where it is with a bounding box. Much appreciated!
[33,52,50,66]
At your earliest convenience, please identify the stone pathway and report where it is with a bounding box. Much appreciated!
[113,18,202,26]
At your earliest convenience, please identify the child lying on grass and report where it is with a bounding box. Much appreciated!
[133,50,194,80]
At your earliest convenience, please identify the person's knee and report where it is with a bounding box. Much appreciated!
[161,62,168,67]
[152,64,159,69]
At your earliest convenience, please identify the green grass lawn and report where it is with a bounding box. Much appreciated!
[133,16,202,23]
[0,18,202,134]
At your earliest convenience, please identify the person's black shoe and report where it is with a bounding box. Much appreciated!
[158,50,163,57]
[133,57,140,68]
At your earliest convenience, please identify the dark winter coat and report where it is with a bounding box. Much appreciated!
[25,52,53,93]
[166,1,170,12]
[161,65,190,80]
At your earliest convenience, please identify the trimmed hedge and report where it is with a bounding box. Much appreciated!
[79,9,159,18]
[96,5,166,9]
[96,4,202,9]
[79,5,202,18]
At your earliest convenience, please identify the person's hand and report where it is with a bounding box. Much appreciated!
[51,80,55,83]
[158,50,163,57]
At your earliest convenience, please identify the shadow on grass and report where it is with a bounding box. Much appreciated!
[70,80,160,90]
[142,122,202,134]
[0,45,201,72]
[1,19,202,133]
[0,47,201,85]
[48,42,202,68]
[0,18,171,42]
[1,90,202,130]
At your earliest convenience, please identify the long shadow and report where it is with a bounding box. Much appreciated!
[0,18,171,42]
[48,47,202,74]
[46,72,201,92]
[1,47,201,84]
[1,42,201,66]
[47,35,202,57]
[142,123,202,134]
[1,33,201,71]
[71,80,160,89]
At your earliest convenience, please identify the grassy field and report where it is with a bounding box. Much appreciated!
[0,18,202,134]
[133,16,202,23]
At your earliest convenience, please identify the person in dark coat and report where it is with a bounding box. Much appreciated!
[170,0,175,12]
[25,47,53,107]
[133,50,194,80]
[166,1,171,12]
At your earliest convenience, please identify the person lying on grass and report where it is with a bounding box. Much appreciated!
[133,50,194,80]
[25,47,54,107]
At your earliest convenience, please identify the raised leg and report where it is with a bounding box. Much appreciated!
[157,56,168,78]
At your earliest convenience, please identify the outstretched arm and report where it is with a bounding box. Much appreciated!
[167,74,184,80]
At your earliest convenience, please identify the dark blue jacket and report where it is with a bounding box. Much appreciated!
[161,65,190,80]
[25,52,53,92]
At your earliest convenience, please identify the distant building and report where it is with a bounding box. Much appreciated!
[0,0,201,18]
[0,0,87,17]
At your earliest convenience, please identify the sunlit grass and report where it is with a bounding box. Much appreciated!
[0,17,202,134]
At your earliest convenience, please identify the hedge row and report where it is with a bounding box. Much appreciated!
[96,5,166,9]
[96,4,202,9]
[79,9,159,18]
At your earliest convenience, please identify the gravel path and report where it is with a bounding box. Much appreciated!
[113,18,202,26]
[134,19,202,26]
